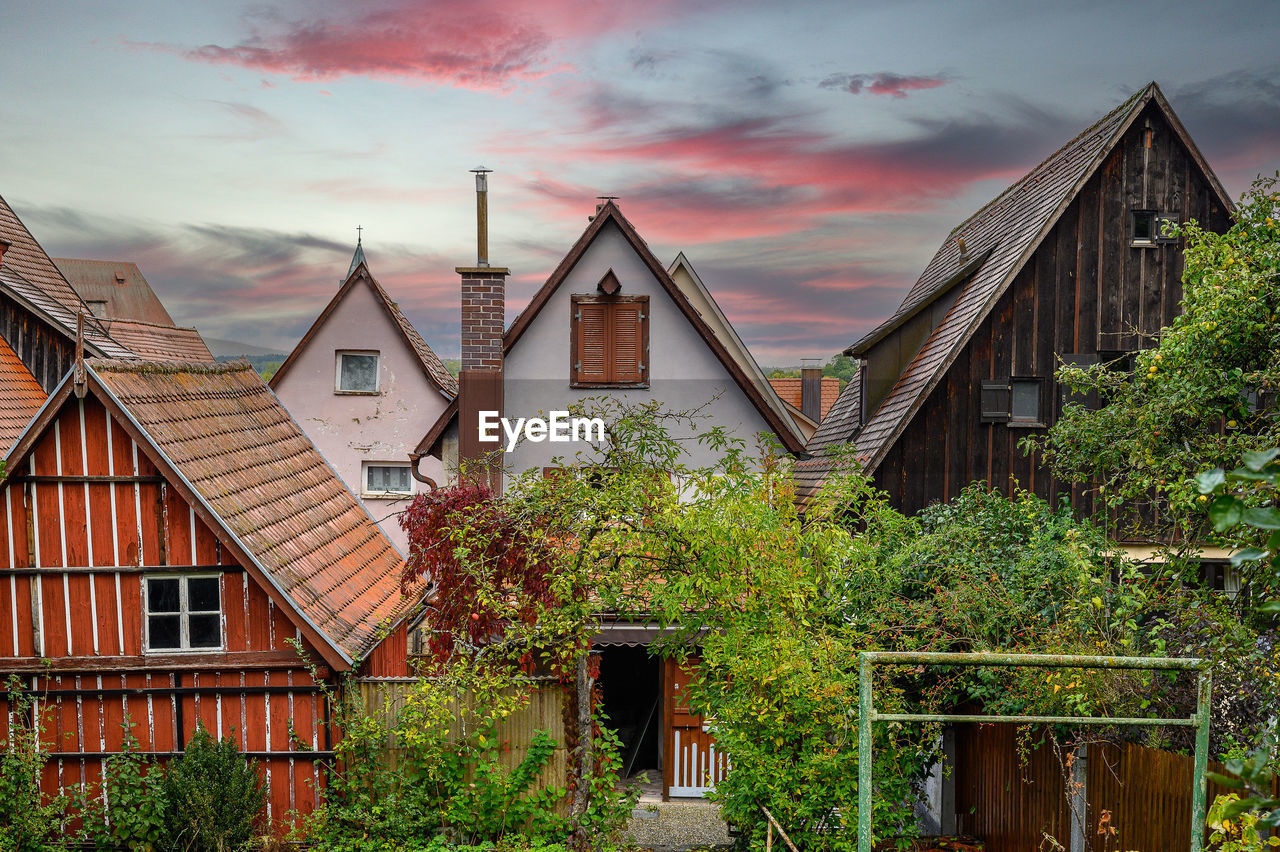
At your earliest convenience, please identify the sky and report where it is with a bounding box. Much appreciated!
[2,1,1278,363]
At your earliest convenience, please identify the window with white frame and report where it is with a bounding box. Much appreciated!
[145,575,222,651]
[364,462,412,496]
[336,350,379,393]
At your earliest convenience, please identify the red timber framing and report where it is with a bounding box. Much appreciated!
[0,392,337,828]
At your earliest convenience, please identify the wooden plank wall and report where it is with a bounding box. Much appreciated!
[954,725,1250,850]
[359,679,569,797]
[0,395,333,829]
[875,103,1232,518]
[0,295,76,392]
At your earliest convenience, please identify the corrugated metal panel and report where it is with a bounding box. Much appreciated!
[0,335,46,453]
[51,258,176,325]
[87,359,409,661]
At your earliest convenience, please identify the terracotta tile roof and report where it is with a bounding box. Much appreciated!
[88,359,408,663]
[767,377,842,421]
[52,259,176,325]
[0,336,46,454]
[103,319,215,363]
[0,194,132,359]
[797,85,1154,502]
[271,263,457,398]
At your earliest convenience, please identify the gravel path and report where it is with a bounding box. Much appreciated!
[625,799,734,851]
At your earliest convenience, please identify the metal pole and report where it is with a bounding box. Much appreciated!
[858,652,872,852]
[1189,670,1213,852]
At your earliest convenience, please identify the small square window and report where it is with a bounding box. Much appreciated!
[85,300,108,318]
[364,463,412,496]
[1131,211,1177,247]
[336,351,379,393]
[145,574,222,652]
[1011,378,1042,423]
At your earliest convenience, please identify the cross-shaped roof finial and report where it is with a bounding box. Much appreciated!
[356,225,363,244]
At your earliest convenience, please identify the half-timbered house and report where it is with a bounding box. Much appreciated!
[0,358,411,828]
[795,82,1233,530]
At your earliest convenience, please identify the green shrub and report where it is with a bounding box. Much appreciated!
[85,720,168,850]
[0,676,77,851]
[160,726,265,852]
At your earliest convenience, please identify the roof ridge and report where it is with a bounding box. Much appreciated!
[88,357,250,374]
[947,85,1148,240]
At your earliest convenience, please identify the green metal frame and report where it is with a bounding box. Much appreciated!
[856,650,1211,852]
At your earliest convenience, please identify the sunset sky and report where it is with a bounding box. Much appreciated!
[3,1,1278,362]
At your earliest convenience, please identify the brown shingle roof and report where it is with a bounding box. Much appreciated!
[87,359,408,664]
[0,336,46,454]
[104,319,215,363]
[270,263,457,398]
[798,84,1187,502]
[0,194,132,359]
[52,259,176,326]
[767,377,842,421]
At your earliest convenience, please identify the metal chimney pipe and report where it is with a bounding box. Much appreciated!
[472,166,492,268]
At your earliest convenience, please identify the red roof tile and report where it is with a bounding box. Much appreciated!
[767,377,842,420]
[87,359,408,663]
[104,319,215,363]
[52,259,176,326]
[0,336,46,453]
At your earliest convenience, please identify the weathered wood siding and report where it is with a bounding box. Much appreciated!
[0,395,333,828]
[873,102,1231,518]
[0,294,76,392]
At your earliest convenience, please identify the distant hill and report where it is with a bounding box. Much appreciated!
[202,336,287,358]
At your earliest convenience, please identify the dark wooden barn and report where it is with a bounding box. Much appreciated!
[796,82,1233,524]
[0,359,411,829]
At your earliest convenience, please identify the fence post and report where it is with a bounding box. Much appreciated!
[1189,671,1213,852]
[858,652,872,852]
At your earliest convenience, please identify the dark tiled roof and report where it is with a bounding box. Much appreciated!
[797,85,1153,502]
[105,319,215,363]
[52,259,176,325]
[89,359,408,662]
[767,377,842,420]
[0,195,131,359]
[0,336,46,454]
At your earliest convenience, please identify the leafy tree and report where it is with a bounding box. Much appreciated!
[1034,175,1280,547]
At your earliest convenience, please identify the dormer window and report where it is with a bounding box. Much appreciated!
[570,294,649,388]
[336,350,379,393]
[86,300,108,318]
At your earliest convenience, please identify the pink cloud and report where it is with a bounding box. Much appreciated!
[820,72,949,98]
[163,0,686,90]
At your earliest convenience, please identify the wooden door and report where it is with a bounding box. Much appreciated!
[664,657,729,797]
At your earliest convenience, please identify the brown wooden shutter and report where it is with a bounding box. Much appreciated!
[575,301,608,383]
[610,301,644,383]
[980,379,1011,422]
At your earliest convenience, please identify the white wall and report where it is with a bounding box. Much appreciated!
[272,279,450,554]
[501,221,778,476]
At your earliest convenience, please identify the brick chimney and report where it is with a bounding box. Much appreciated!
[800,359,822,423]
[456,167,507,490]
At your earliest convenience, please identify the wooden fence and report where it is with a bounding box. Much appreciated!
[954,723,1261,852]
[357,678,570,796]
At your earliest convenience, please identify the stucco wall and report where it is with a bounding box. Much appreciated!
[272,279,450,554]
[501,221,778,475]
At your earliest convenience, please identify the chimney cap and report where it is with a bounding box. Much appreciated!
[801,357,822,368]
[470,165,493,175]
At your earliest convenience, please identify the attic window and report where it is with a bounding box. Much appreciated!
[336,350,379,393]
[570,294,649,388]
[1131,210,1177,247]
[364,462,412,497]
[85,300,107,318]
[145,575,222,652]
[597,269,622,295]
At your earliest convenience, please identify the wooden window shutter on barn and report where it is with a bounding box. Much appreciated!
[571,294,649,387]
[980,379,1011,422]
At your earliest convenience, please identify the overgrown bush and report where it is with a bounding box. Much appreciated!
[85,720,168,850]
[303,659,611,851]
[160,727,265,852]
[0,676,78,851]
